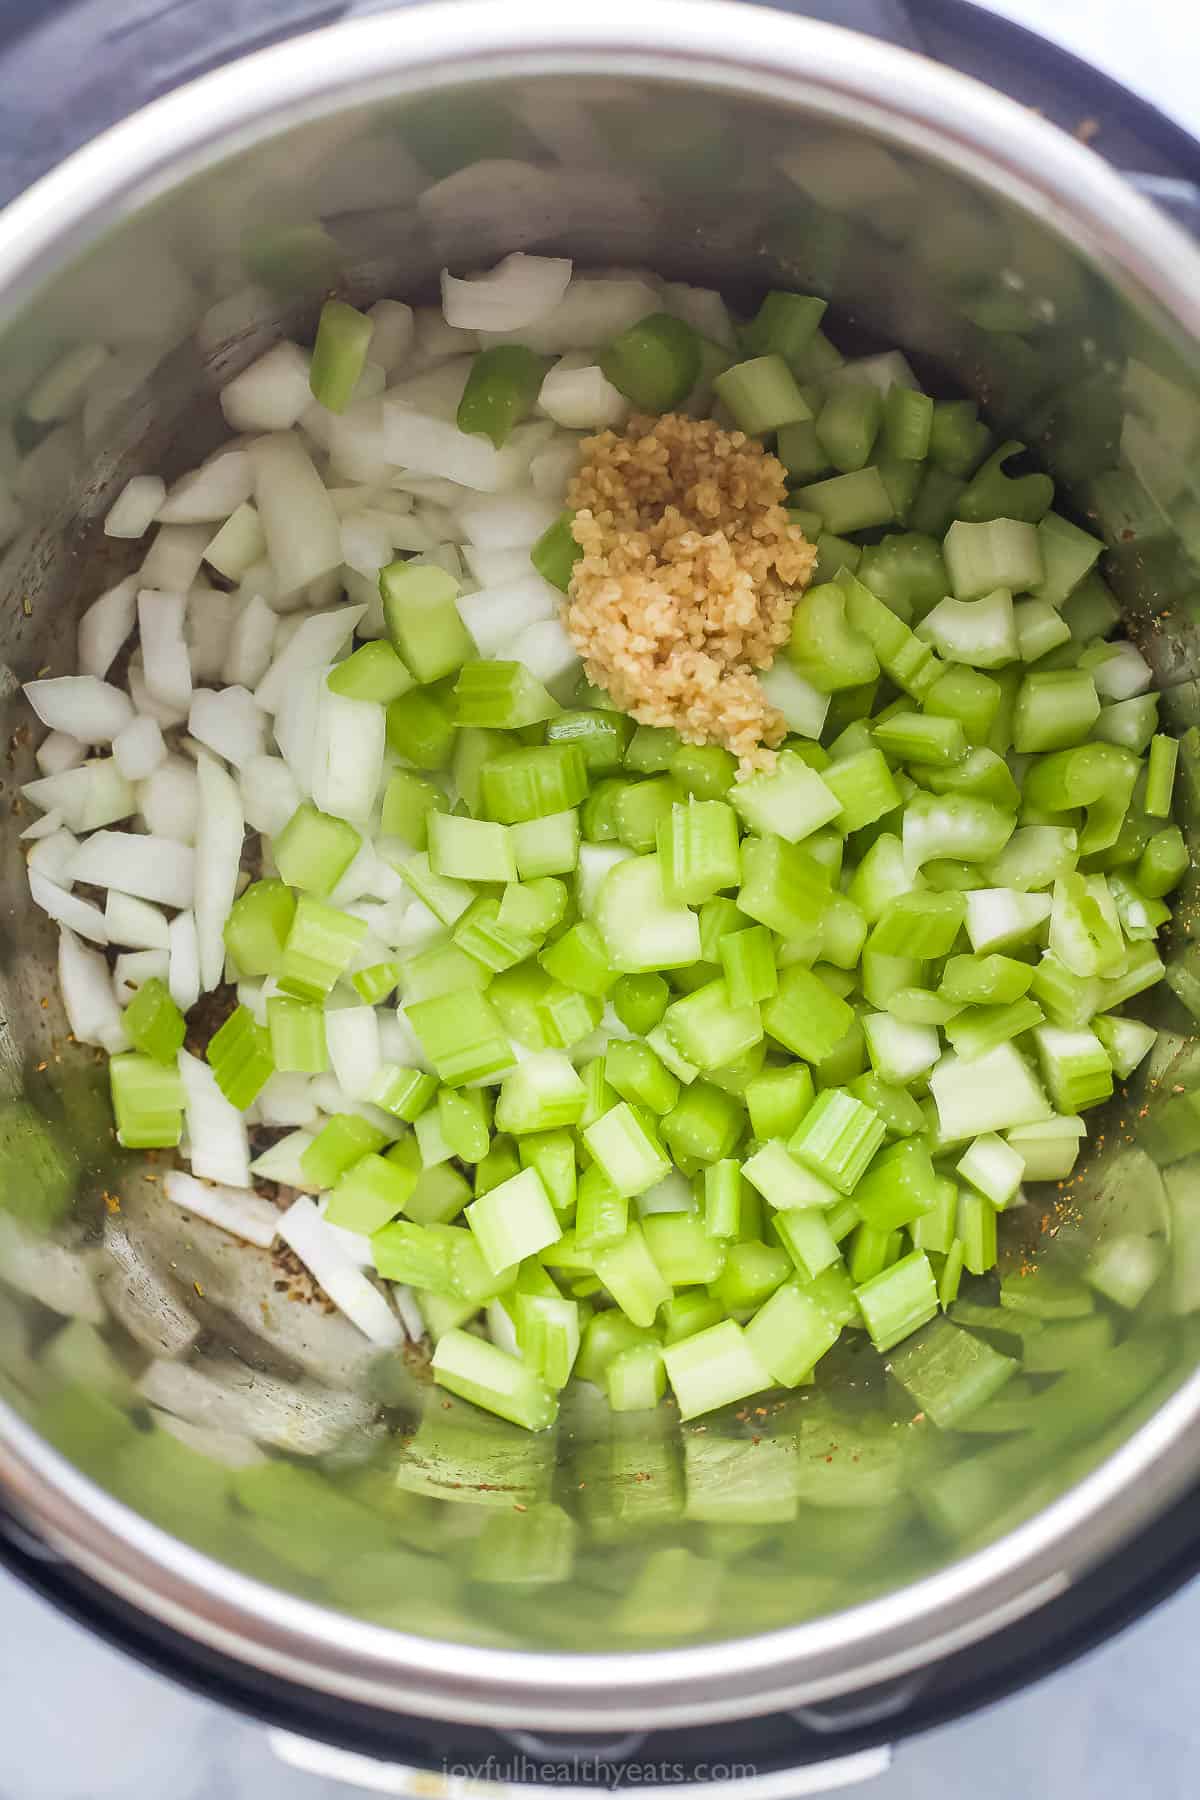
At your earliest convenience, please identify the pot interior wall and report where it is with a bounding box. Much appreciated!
[0,56,1198,1658]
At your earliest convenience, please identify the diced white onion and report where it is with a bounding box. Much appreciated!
[140,523,208,591]
[462,543,535,587]
[113,714,166,780]
[248,431,343,598]
[381,403,524,493]
[478,275,659,354]
[105,889,169,949]
[168,909,201,1012]
[188,685,266,769]
[204,502,266,582]
[239,753,301,838]
[325,398,389,485]
[277,1196,405,1347]
[441,252,572,333]
[58,928,127,1049]
[194,754,244,993]
[185,587,237,683]
[222,592,277,690]
[163,1168,280,1249]
[367,299,415,372]
[138,755,199,843]
[27,828,78,885]
[21,758,134,832]
[78,575,138,679]
[112,948,170,1006]
[24,675,132,744]
[393,1285,425,1341]
[538,356,628,430]
[35,731,86,776]
[257,1073,319,1127]
[529,435,582,500]
[69,831,196,909]
[20,807,64,842]
[30,869,109,945]
[179,1049,251,1187]
[138,587,192,713]
[254,604,365,716]
[250,1129,317,1188]
[158,449,253,524]
[1095,641,1153,701]
[508,617,580,694]
[458,492,562,550]
[326,1006,383,1101]
[105,475,166,539]
[221,341,312,433]
[662,282,735,348]
[341,510,395,577]
[456,574,560,657]
[127,653,187,728]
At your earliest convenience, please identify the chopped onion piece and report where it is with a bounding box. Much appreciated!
[113,715,166,780]
[127,653,187,729]
[185,587,237,683]
[194,754,244,992]
[529,436,582,500]
[27,828,81,883]
[68,831,196,909]
[459,492,562,550]
[326,1006,383,1101]
[204,502,266,582]
[456,575,559,656]
[254,604,365,716]
[168,909,201,1012]
[24,675,132,743]
[478,275,660,354]
[221,341,312,432]
[662,282,736,347]
[257,1072,319,1127]
[35,731,86,776]
[140,523,208,591]
[78,575,138,680]
[239,753,301,838]
[188,685,266,769]
[538,356,629,430]
[22,758,135,832]
[462,544,534,587]
[178,1049,251,1187]
[158,449,253,524]
[251,1130,317,1189]
[441,252,572,333]
[222,592,277,689]
[382,403,524,493]
[20,807,64,842]
[58,928,127,1049]
[138,755,199,843]
[112,948,170,1006]
[31,871,109,945]
[248,431,343,598]
[272,664,326,797]
[105,890,169,949]
[359,299,413,374]
[138,588,192,713]
[508,617,580,693]
[163,1168,280,1248]
[277,1196,405,1347]
[105,475,166,539]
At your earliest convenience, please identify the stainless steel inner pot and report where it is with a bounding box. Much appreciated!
[0,0,1198,1736]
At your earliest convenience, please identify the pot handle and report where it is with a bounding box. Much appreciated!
[1123,173,1200,238]
[268,1729,892,1797]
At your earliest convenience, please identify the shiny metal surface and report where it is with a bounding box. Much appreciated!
[0,0,1198,1734]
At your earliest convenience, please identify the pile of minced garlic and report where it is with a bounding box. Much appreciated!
[565,412,817,772]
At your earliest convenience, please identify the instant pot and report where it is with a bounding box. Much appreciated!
[0,0,1198,1791]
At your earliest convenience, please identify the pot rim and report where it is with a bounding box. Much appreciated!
[2,0,1200,1732]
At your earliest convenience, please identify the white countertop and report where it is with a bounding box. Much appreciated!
[2,3,1197,1796]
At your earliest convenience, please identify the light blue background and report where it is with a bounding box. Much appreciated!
[1,2,1196,1794]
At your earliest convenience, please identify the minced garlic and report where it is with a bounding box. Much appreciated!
[565,412,816,772]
